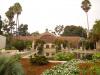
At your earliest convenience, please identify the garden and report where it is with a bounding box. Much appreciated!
[20,52,100,75]
[0,0,100,75]
[0,48,100,75]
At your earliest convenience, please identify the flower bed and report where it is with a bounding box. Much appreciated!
[21,58,100,75]
[42,60,100,75]
[42,59,80,75]
[78,61,100,75]
[20,58,60,75]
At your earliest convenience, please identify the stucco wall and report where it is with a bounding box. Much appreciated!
[96,41,100,50]
[0,35,6,49]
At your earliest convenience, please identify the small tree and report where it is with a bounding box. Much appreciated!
[34,39,45,55]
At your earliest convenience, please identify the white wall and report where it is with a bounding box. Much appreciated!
[0,35,6,49]
[96,41,100,50]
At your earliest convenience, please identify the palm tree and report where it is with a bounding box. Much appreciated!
[5,6,14,35]
[81,0,91,38]
[13,2,22,35]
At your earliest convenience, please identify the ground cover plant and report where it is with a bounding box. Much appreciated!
[42,59,80,75]
[0,56,24,75]
[42,59,100,75]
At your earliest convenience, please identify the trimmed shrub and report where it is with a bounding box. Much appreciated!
[13,40,26,51]
[30,55,48,65]
[13,40,32,51]
[53,52,75,61]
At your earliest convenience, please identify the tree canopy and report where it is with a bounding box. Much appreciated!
[31,31,40,36]
[54,25,64,35]
[91,20,100,41]
[18,24,29,36]
[81,0,91,13]
[61,25,87,37]
[5,2,22,36]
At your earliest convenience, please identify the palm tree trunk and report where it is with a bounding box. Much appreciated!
[86,12,91,50]
[17,14,19,35]
[16,14,18,36]
[86,12,89,38]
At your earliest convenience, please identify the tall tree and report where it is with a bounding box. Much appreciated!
[18,24,28,36]
[54,25,64,35]
[92,20,100,41]
[5,6,15,35]
[81,0,91,37]
[0,15,3,35]
[2,19,10,35]
[13,3,22,35]
[61,25,87,37]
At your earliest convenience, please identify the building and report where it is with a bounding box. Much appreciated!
[32,30,81,57]
[0,35,6,49]
[14,31,81,57]
[96,41,100,50]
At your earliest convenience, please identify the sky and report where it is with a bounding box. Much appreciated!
[0,0,100,33]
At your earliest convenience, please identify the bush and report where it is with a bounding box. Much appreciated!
[92,53,100,60]
[53,52,75,61]
[13,40,27,51]
[0,56,24,75]
[30,55,48,65]
[82,54,93,60]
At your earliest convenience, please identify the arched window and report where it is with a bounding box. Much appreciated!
[51,45,55,48]
[46,53,49,56]
[46,45,49,48]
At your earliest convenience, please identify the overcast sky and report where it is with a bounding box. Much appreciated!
[0,0,100,33]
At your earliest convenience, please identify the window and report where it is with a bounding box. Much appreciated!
[46,45,49,48]
[46,53,49,56]
[52,53,55,56]
[51,45,55,48]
